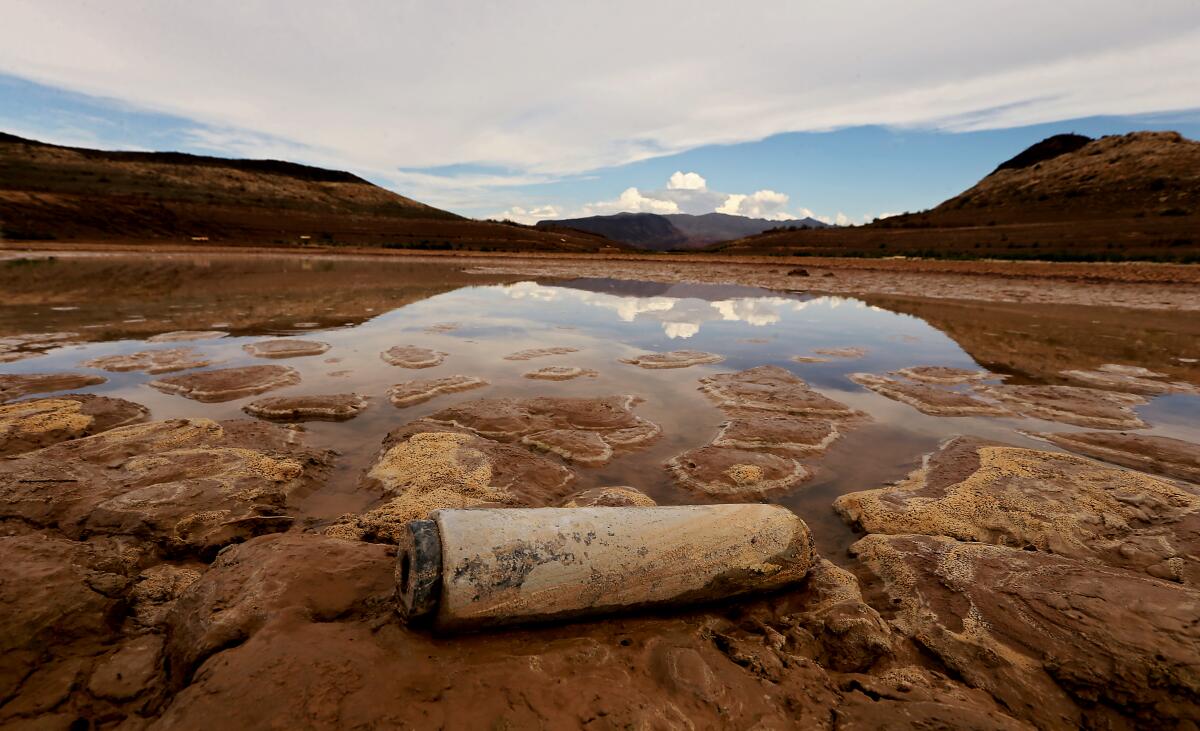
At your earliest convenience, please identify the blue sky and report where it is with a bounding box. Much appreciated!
[2,2,1199,223]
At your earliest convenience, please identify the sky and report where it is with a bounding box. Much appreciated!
[1,1,1199,224]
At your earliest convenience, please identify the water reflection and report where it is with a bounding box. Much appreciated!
[1,254,1197,560]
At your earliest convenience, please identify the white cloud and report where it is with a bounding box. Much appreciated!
[667,171,707,190]
[582,187,680,216]
[717,190,795,220]
[491,205,562,225]
[3,1,1196,209]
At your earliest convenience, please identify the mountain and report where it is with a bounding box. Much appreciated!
[536,211,828,250]
[713,131,1200,261]
[0,133,614,252]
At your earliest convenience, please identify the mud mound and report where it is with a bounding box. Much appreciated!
[1031,430,1200,484]
[387,375,488,407]
[523,366,597,380]
[380,345,446,368]
[0,418,332,555]
[850,373,1011,417]
[835,437,1200,584]
[243,393,368,421]
[851,533,1200,728]
[242,339,331,359]
[560,486,656,507]
[619,350,724,369]
[503,347,580,361]
[147,330,227,343]
[0,372,107,402]
[699,365,858,417]
[150,365,300,402]
[83,347,214,374]
[326,428,575,542]
[426,395,660,443]
[521,429,613,465]
[891,366,996,384]
[811,347,866,359]
[712,412,842,452]
[976,384,1147,429]
[0,332,82,363]
[666,445,809,499]
[0,394,149,456]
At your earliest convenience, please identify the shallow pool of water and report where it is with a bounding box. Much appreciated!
[2,253,1197,559]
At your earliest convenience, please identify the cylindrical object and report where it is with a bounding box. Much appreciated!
[395,505,815,631]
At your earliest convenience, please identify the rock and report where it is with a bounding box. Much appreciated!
[163,533,395,688]
[425,395,661,448]
[387,375,487,407]
[503,347,580,361]
[619,350,724,369]
[128,564,203,629]
[325,427,575,542]
[523,366,597,380]
[712,412,842,453]
[975,384,1147,429]
[891,365,997,384]
[0,418,332,554]
[787,268,810,276]
[666,445,809,498]
[0,373,107,403]
[380,345,446,368]
[1031,430,1200,484]
[521,429,613,465]
[87,634,164,702]
[1060,364,1198,395]
[146,330,227,343]
[560,486,657,507]
[790,355,830,363]
[835,437,1200,584]
[850,533,1200,728]
[0,332,81,364]
[0,395,149,456]
[150,365,300,402]
[811,346,866,359]
[243,393,368,421]
[423,322,460,334]
[242,339,331,359]
[699,365,858,418]
[850,373,1012,416]
[834,669,1034,730]
[81,347,214,374]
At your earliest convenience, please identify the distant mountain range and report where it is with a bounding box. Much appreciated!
[536,211,830,250]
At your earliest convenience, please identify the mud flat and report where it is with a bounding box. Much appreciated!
[82,347,214,374]
[0,372,107,402]
[243,393,368,421]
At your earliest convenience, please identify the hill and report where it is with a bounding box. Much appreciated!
[0,133,613,252]
[537,211,827,250]
[714,131,1200,262]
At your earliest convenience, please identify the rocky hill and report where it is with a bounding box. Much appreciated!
[715,131,1200,261]
[0,133,612,252]
[537,211,827,250]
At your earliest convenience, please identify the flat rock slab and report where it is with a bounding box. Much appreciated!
[327,427,575,542]
[503,347,580,361]
[1060,363,1198,395]
[700,365,858,418]
[811,347,867,359]
[0,373,107,403]
[976,384,1147,429]
[850,533,1200,729]
[0,418,332,554]
[388,375,488,407]
[0,332,81,363]
[0,395,149,456]
[850,373,1011,417]
[82,347,214,374]
[1032,430,1200,484]
[620,350,724,369]
[242,339,331,359]
[666,445,809,499]
[147,330,228,343]
[891,366,996,384]
[380,345,446,368]
[243,393,368,421]
[150,365,300,402]
[835,436,1200,585]
[712,412,842,453]
[523,366,597,380]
